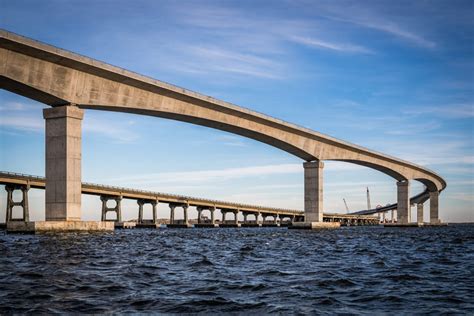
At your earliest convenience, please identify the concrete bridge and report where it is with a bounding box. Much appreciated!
[0,171,379,230]
[0,29,446,231]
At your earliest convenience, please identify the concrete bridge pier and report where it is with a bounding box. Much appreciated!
[194,206,218,228]
[291,161,339,229]
[5,184,29,223]
[430,191,440,224]
[8,105,113,233]
[417,203,424,224]
[100,195,122,222]
[219,208,240,227]
[167,203,191,228]
[391,210,396,223]
[397,180,410,224]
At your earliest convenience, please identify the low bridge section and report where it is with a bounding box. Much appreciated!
[0,171,378,228]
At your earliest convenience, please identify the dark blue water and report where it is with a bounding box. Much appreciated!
[0,226,473,314]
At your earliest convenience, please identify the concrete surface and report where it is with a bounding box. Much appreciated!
[7,221,114,233]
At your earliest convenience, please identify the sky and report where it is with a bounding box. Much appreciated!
[0,0,473,222]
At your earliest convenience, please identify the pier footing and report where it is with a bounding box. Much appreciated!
[194,223,219,228]
[167,224,192,228]
[219,223,241,228]
[241,223,262,228]
[289,222,340,230]
[7,221,114,233]
[115,222,136,229]
[136,223,161,229]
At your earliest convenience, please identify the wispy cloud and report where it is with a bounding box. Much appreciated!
[290,36,373,54]
[403,104,474,119]
[0,102,139,142]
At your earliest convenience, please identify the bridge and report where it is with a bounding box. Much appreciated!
[0,171,379,229]
[0,29,446,232]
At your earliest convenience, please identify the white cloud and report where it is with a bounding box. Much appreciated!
[290,36,373,54]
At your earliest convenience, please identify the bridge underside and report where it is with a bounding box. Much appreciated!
[0,30,446,231]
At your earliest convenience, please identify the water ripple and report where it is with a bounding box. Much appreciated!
[0,225,473,313]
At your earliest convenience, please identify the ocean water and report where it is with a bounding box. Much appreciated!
[0,225,473,314]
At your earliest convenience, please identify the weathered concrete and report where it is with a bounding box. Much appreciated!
[43,105,83,221]
[417,203,424,224]
[430,191,440,224]
[7,221,114,233]
[304,161,324,223]
[289,222,340,229]
[114,221,136,229]
[397,181,410,224]
[384,222,423,228]
[194,223,219,228]
[5,184,29,222]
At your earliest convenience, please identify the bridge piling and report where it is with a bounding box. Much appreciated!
[397,180,410,224]
[417,203,424,224]
[5,184,29,222]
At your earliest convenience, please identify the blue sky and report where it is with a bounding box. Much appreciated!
[0,0,473,222]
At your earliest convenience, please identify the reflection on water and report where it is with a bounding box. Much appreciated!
[0,226,473,313]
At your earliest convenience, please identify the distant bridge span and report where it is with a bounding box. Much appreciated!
[0,29,446,230]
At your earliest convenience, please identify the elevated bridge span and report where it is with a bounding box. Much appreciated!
[0,29,446,231]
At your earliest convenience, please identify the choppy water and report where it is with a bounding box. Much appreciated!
[0,225,473,314]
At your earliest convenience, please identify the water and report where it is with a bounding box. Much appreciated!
[0,225,473,314]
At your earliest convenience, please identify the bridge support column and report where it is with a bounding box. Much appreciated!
[397,180,410,224]
[417,203,424,224]
[429,191,440,224]
[197,207,203,224]
[100,195,122,222]
[382,211,386,223]
[5,184,29,222]
[183,205,189,225]
[169,204,175,225]
[304,161,323,222]
[137,200,144,224]
[391,209,395,223]
[210,207,215,224]
[233,210,238,224]
[291,161,339,229]
[151,201,158,224]
[43,105,83,221]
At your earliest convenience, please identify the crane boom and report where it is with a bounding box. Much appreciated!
[343,198,349,213]
[366,187,371,210]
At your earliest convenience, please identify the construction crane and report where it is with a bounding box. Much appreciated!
[366,187,372,210]
[343,198,349,213]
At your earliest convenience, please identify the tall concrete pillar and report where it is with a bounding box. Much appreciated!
[397,180,410,224]
[44,105,84,221]
[429,191,440,224]
[274,214,278,224]
[169,205,175,224]
[417,203,424,224]
[304,161,324,222]
[391,209,395,223]
[382,211,386,223]
[233,210,238,224]
[221,211,226,223]
[151,201,157,224]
